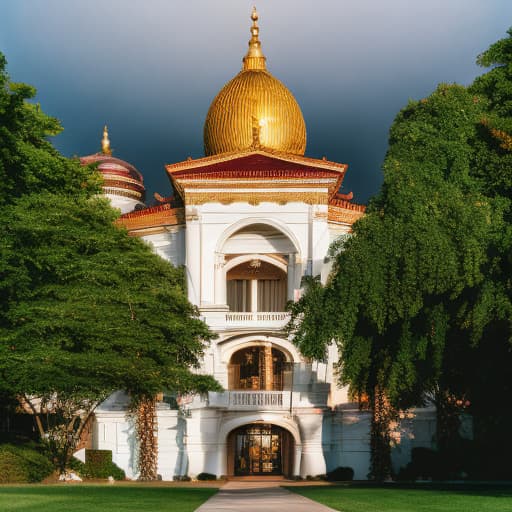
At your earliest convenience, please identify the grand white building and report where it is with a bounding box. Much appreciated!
[83,10,435,480]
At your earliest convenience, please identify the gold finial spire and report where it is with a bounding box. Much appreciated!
[243,7,266,71]
[101,125,112,155]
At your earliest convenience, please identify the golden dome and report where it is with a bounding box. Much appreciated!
[203,8,306,156]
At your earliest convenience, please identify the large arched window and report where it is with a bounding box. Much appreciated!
[228,346,292,390]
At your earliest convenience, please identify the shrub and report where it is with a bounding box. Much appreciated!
[396,447,442,481]
[173,475,191,481]
[72,449,125,480]
[0,444,54,483]
[196,472,217,481]
[305,474,326,481]
[326,466,354,481]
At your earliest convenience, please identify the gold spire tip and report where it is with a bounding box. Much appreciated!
[243,6,266,71]
[101,124,112,155]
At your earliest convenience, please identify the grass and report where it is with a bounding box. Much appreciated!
[288,484,512,512]
[0,484,217,512]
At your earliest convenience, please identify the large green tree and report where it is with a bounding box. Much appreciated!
[0,53,220,477]
[288,30,512,480]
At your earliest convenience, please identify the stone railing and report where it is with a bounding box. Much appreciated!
[225,311,290,328]
[200,310,290,331]
[208,390,291,410]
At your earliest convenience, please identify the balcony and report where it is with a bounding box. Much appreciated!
[207,388,329,411]
[226,311,290,328]
[201,310,291,331]
[208,390,291,410]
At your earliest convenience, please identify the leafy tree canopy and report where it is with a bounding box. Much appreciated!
[0,52,220,469]
[0,54,99,205]
[288,29,512,415]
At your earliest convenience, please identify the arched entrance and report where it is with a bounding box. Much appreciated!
[227,423,294,476]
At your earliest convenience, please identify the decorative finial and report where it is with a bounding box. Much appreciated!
[243,7,266,71]
[101,125,112,155]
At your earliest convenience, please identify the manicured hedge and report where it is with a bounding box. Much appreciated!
[70,449,125,480]
[326,466,354,481]
[196,472,217,481]
[0,444,54,483]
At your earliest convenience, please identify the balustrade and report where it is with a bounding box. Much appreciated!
[225,311,290,323]
[208,390,290,410]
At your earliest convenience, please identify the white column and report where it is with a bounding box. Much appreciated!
[214,253,226,305]
[287,253,296,301]
[299,414,327,477]
[185,208,201,306]
[293,444,303,477]
[251,279,258,312]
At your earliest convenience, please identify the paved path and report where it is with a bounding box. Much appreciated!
[194,480,338,512]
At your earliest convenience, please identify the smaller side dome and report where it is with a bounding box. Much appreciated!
[81,126,146,214]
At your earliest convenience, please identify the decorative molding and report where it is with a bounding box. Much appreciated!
[117,206,184,231]
[185,191,329,206]
[103,187,142,200]
[328,205,365,225]
[177,177,337,189]
[166,148,347,174]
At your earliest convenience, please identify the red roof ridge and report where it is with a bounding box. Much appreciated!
[329,197,366,212]
[120,203,183,219]
[166,148,347,174]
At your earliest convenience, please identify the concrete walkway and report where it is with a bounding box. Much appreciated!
[194,479,338,512]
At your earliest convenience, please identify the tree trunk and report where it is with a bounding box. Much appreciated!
[369,387,394,481]
[136,395,158,481]
[436,389,461,451]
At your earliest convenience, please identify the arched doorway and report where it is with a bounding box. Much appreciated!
[227,424,294,476]
[228,346,292,390]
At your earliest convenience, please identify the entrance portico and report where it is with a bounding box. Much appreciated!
[228,423,292,476]
[217,415,302,477]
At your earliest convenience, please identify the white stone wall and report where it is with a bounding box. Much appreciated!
[142,228,185,268]
[91,196,437,481]
[106,194,145,215]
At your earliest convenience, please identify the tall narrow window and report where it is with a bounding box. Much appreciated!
[227,279,251,312]
[257,279,286,311]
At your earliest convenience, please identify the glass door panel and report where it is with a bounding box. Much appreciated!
[234,424,282,475]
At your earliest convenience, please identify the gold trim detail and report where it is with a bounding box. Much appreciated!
[184,191,328,206]
[117,207,185,231]
[328,206,365,225]
[103,187,142,200]
[177,178,337,189]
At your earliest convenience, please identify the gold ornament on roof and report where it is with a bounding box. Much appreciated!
[203,8,306,156]
[243,7,266,71]
[101,125,112,155]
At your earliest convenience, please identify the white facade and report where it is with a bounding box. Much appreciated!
[90,10,436,481]
[92,188,436,480]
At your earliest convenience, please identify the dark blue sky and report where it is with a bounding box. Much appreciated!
[1,1,510,204]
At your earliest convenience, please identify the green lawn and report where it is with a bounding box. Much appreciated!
[0,485,217,512]
[289,484,512,512]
